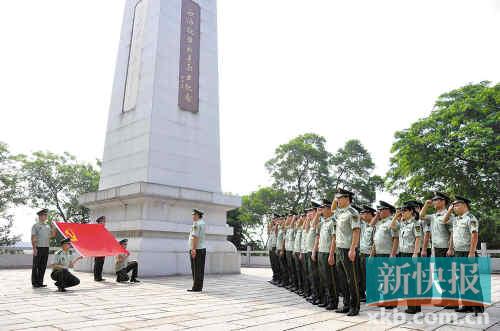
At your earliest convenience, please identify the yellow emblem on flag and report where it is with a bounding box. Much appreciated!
[64,228,78,242]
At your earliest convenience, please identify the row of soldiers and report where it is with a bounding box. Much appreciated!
[266,189,484,316]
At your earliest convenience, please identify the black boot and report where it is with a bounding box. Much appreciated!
[325,298,338,311]
[347,308,359,316]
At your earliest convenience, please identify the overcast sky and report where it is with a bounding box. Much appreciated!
[1,0,499,241]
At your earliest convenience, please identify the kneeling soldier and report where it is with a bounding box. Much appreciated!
[50,238,82,292]
[116,239,140,283]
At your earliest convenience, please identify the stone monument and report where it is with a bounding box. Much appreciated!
[77,0,241,276]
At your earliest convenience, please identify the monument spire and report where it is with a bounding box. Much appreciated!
[78,0,241,277]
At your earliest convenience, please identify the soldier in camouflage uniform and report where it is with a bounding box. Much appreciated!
[446,196,484,315]
[332,189,361,316]
[358,205,376,303]
[391,202,422,314]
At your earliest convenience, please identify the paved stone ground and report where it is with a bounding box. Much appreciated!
[0,268,498,331]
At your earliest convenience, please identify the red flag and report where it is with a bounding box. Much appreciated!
[54,222,128,257]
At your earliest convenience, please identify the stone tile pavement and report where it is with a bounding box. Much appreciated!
[0,268,498,331]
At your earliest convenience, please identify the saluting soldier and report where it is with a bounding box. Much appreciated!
[314,199,339,310]
[267,217,279,285]
[31,208,57,288]
[93,216,107,282]
[50,238,83,292]
[116,239,140,283]
[390,202,422,314]
[306,207,322,305]
[285,215,298,291]
[420,192,453,258]
[371,201,398,309]
[188,209,206,291]
[293,215,304,295]
[299,213,311,298]
[332,189,361,316]
[358,205,376,303]
[445,196,484,315]
[277,217,289,287]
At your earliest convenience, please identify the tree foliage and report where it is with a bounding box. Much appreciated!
[19,151,100,223]
[265,133,331,213]
[231,135,381,248]
[386,81,499,244]
[0,142,23,245]
[331,139,384,206]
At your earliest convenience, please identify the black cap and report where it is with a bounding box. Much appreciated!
[96,216,105,223]
[60,238,71,245]
[377,201,396,213]
[452,195,471,207]
[360,205,376,214]
[36,208,49,216]
[432,191,450,202]
[192,209,204,217]
[119,239,128,244]
[335,188,354,198]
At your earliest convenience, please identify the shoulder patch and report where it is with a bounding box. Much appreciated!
[347,206,359,216]
[415,225,421,232]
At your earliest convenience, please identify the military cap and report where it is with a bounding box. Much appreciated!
[352,204,362,212]
[335,188,354,198]
[36,208,49,216]
[311,201,322,208]
[119,238,128,245]
[322,199,332,207]
[432,191,450,202]
[452,195,471,207]
[403,200,421,208]
[401,202,416,211]
[360,205,376,214]
[377,201,396,212]
[192,209,204,217]
[96,216,105,223]
[60,238,71,245]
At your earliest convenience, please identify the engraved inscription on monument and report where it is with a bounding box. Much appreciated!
[178,0,201,113]
[123,0,149,112]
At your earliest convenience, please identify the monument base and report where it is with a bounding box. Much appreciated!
[77,182,241,277]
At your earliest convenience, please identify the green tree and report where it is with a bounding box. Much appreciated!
[19,151,100,223]
[0,142,23,245]
[386,81,499,245]
[230,187,289,249]
[330,139,384,206]
[265,133,332,212]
